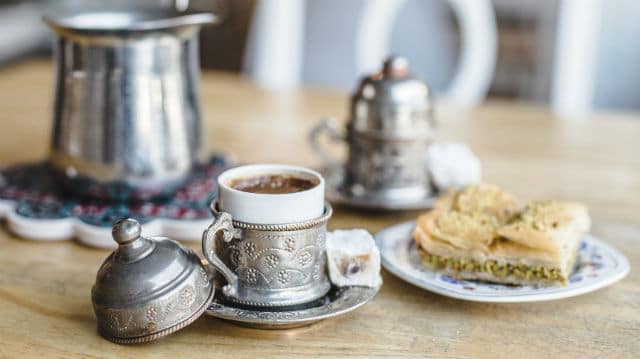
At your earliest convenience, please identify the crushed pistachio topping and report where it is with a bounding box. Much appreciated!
[452,184,518,223]
[418,249,563,281]
[435,211,499,238]
[505,201,567,233]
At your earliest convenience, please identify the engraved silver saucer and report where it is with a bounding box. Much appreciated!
[323,166,437,211]
[205,285,378,329]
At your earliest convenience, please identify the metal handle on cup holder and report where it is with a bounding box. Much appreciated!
[309,117,345,169]
[202,211,241,300]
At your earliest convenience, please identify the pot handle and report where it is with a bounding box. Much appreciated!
[202,211,240,300]
[308,117,346,169]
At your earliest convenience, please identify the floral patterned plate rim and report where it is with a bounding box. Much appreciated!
[206,285,379,329]
[375,221,630,303]
[0,154,231,249]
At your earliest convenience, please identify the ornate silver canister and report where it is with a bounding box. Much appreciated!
[92,218,214,344]
[311,56,435,202]
[44,10,216,200]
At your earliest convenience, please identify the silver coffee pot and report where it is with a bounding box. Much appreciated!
[44,10,216,200]
[310,56,435,202]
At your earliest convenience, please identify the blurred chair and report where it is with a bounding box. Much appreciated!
[552,0,640,115]
[243,0,497,108]
[551,0,601,116]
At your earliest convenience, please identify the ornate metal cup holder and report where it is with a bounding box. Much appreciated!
[203,202,334,308]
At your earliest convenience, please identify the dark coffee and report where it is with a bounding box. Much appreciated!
[229,174,319,194]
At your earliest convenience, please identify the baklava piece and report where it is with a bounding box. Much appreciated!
[413,185,590,285]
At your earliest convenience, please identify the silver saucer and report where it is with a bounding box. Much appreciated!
[323,167,437,211]
[205,285,378,329]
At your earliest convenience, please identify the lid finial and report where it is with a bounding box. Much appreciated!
[112,218,142,245]
[382,56,409,77]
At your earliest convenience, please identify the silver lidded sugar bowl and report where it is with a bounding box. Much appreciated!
[92,218,214,344]
[310,56,436,206]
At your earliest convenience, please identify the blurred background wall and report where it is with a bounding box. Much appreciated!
[0,0,638,115]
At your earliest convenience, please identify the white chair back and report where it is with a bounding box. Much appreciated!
[244,0,497,108]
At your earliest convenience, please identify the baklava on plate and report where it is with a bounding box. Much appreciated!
[375,183,629,302]
[413,184,590,285]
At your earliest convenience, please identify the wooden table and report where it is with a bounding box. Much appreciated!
[0,61,638,359]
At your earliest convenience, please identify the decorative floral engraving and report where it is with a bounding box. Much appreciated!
[244,242,257,257]
[97,274,212,340]
[244,268,258,284]
[179,286,196,307]
[298,251,313,267]
[216,223,329,291]
[265,254,280,269]
[277,270,290,284]
[145,322,157,332]
[284,237,296,252]
[145,306,158,322]
[106,310,134,333]
[230,248,243,267]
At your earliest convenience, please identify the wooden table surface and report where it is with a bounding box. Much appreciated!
[0,61,638,359]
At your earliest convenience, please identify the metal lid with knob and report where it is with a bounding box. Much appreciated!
[91,218,214,344]
[350,56,434,139]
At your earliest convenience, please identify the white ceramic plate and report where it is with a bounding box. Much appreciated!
[375,221,630,302]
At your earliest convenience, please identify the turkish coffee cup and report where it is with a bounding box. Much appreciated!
[202,164,332,307]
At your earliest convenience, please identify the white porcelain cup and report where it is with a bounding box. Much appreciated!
[217,164,325,224]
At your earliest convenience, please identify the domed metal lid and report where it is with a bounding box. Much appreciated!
[350,56,434,138]
[91,218,214,344]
